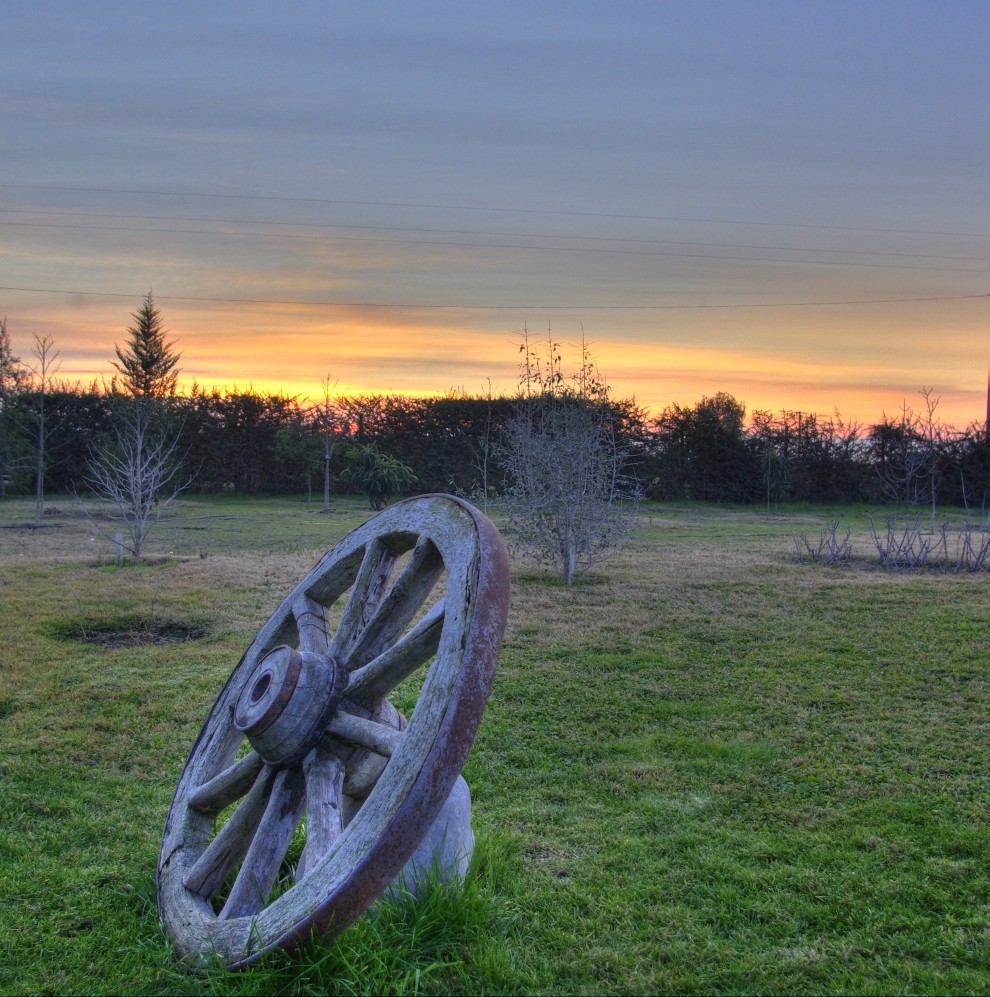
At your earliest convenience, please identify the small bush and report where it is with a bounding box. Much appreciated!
[950,523,990,572]
[797,515,990,572]
[867,514,946,569]
[793,519,852,566]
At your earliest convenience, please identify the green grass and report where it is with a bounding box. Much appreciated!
[0,495,988,994]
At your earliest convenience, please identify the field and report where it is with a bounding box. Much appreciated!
[1,494,987,995]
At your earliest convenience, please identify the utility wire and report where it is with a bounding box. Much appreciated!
[3,220,988,274]
[1,284,986,311]
[3,182,990,240]
[3,207,990,264]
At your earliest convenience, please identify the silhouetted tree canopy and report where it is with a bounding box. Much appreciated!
[1,372,987,513]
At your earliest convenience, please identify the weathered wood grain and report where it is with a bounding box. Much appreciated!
[297,746,345,881]
[325,710,403,757]
[188,750,264,816]
[346,598,444,705]
[182,765,276,897]
[219,767,306,920]
[292,593,331,653]
[330,538,395,660]
[342,539,443,669]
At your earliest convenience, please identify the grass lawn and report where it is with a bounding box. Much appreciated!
[0,494,987,994]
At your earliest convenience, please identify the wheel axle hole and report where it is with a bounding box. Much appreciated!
[250,672,272,704]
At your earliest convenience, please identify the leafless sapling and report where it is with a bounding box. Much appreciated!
[308,373,346,512]
[24,335,61,526]
[498,328,638,584]
[84,399,188,561]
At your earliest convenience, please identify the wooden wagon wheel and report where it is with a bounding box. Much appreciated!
[157,495,510,968]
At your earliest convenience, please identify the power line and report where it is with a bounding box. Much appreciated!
[1,284,986,311]
[4,182,990,240]
[3,207,990,265]
[4,220,988,275]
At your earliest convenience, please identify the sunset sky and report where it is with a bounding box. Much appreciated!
[3,1,988,428]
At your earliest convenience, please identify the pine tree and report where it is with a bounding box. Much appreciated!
[0,316,21,392]
[112,292,180,398]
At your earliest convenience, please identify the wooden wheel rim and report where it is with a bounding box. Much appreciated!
[157,495,509,968]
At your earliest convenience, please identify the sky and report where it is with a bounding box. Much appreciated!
[2,0,989,428]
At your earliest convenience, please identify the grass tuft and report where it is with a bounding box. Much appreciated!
[192,835,533,997]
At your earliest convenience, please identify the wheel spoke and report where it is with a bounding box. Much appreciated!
[296,746,345,882]
[219,766,306,920]
[293,594,330,653]
[188,751,264,815]
[346,598,445,704]
[182,765,276,898]
[340,700,406,799]
[325,710,402,757]
[329,539,396,661]
[342,539,443,670]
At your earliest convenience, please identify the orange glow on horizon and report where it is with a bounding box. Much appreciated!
[6,294,988,432]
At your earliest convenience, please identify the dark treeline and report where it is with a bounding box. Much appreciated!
[4,382,990,511]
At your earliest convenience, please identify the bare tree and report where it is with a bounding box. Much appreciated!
[24,335,61,526]
[918,386,949,528]
[793,519,853,565]
[471,378,496,513]
[308,373,346,512]
[871,400,926,508]
[84,400,188,561]
[871,389,950,525]
[498,328,638,584]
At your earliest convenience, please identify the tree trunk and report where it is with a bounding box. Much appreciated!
[34,409,44,527]
[561,540,577,585]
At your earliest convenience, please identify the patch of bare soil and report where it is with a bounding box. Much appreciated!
[84,622,207,647]
[1,522,63,530]
[50,616,208,648]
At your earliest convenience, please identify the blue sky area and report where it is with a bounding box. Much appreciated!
[3,1,988,425]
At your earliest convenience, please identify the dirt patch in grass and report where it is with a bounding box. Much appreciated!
[1,522,64,530]
[47,615,209,648]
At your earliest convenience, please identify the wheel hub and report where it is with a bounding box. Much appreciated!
[233,645,345,767]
